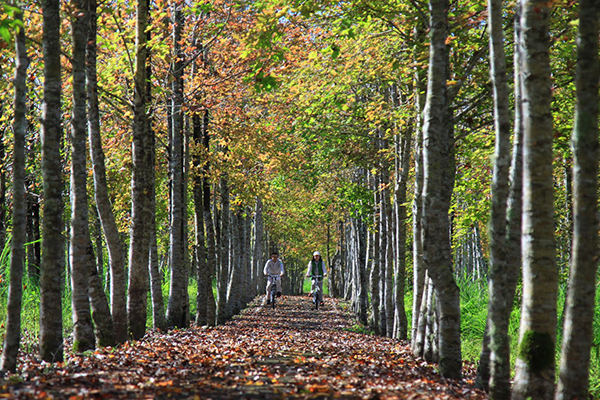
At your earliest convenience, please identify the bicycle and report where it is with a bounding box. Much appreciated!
[311,275,324,310]
[267,275,279,309]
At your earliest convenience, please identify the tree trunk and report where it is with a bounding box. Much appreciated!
[86,239,115,347]
[421,0,461,379]
[202,112,217,326]
[0,6,28,371]
[216,175,230,324]
[165,0,188,329]
[192,112,208,326]
[512,0,557,398]
[87,0,127,344]
[39,0,65,363]
[253,198,264,295]
[69,0,95,353]
[127,0,151,340]
[393,119,410,341]
[411,71,426,355]
[476,0,517,395]
[556,1,599,398]
[381,148,394,338]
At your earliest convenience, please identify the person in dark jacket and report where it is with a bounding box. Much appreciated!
[305,251,327,306]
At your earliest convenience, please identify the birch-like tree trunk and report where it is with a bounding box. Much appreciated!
[165,0,187,329]
[192,112,208,326]
[69,0,95,353]
[0,6,28,371]
[226,211,243,317]
[393,122,410,341]
[39,0,65,363]
[202,112,217,326]
[253,198,264,295]
[217,175,230,324]
[86,239,115,347]
[556,1,599,398]
[127,0,151,340]
[411,60,426,356]
[476,0,517,395]
[381,149,394,338]
[512,0,557,398]
[421,0,461,378]
[86,0,127,344]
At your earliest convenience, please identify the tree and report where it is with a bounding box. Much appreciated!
[87,0,128,344]
[555,1,600,398]
[0,2,28,372]
[512,0,557,398]
[420,0,462,379]
[128,0,151,340]
[39,0,65,363]
[476,0,520,396]
[166,0,188,329]
[69,0,95,353]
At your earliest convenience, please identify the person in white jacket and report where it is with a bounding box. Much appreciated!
[305,251,327,306]
[263,252,284,304]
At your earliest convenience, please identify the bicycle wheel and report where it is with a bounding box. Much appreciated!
[314,292,319,310]
[271,290,276,309]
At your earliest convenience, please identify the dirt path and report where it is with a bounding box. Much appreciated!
[2,296,487,399]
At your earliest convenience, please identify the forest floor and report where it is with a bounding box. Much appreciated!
[1,296,488,399]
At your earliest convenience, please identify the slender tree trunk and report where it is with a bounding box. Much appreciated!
[203,112,217,326]
[217,175,230,324]
[477,0,517,395]
[414,270,429,358]
[192,112,208,326]
[1,6,28,371]
[86,239,115,347]
[39,0,65,363]
[87,0,128,344]
[421,0,461,379]
[253,198,264,295]
[165,0,187,329]
[556,1,600,398]
[127,0,151,340]
[512,0,557,398]
[226,211,243,316]
[393,123,410,341]
[411,66,426,354]
[69,0,95,353]
[381,149,394,338]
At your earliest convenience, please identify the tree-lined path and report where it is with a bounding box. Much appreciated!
[1,296,485,399]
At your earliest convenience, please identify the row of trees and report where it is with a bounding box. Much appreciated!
[0,0,598,399]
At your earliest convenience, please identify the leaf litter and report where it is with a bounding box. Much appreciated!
[0,296,488,399]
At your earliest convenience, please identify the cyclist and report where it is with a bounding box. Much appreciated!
[306,251,327,306]
[263,252,284,304]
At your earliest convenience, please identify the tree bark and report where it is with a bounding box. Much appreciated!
[216,174,230,324]
[69,0,95,353]
[1,5,29,371]
[512,0,557,398]
[165,0,188,329]
[393,114,410,341]
[86,239,115,347]
[556,1,599,398]
[39,0,65,363]
[202,112,217,326]
[476,0,518,395]
[87,0,127,344]
[411,52,426,355]
[420,0,461,379]
[127,0,151,340]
